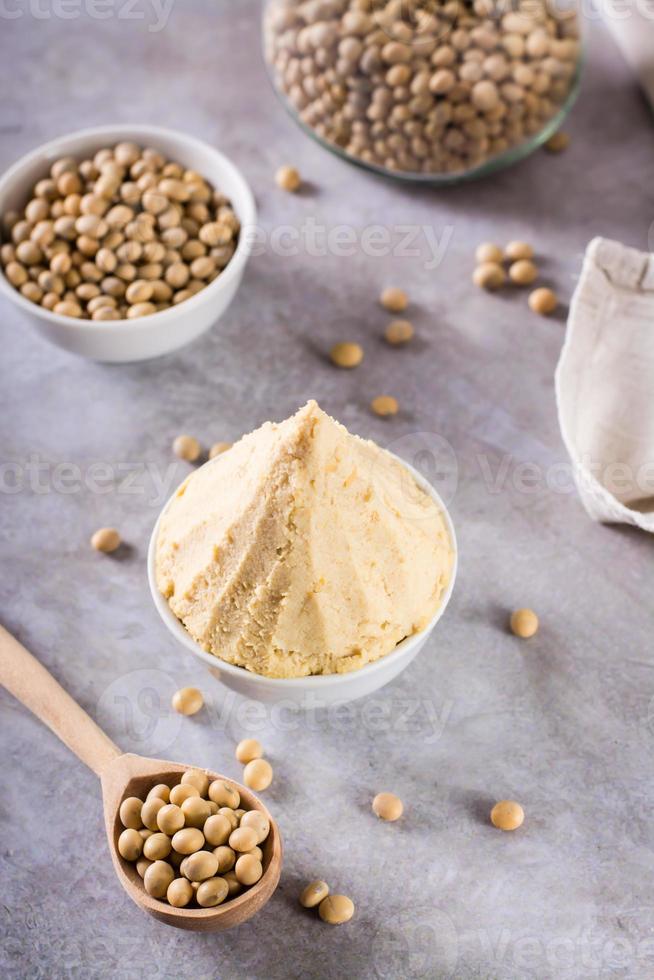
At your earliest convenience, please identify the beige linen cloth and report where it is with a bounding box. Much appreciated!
[559,10,654,529]
[555,238,654,531]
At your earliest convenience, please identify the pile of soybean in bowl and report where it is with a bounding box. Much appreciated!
[117,770,270,908]
[264,0,580,177]
[0,142,239,321]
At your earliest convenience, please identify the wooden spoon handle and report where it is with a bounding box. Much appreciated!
[0,624,120,777]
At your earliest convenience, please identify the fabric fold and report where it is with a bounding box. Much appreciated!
[555,237,654,532]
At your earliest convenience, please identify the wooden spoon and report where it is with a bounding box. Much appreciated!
[0,624,282,931]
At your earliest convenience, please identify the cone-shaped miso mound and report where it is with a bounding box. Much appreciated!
[156,402,454,678]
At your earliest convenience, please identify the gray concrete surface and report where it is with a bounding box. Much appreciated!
[1,3,654,979]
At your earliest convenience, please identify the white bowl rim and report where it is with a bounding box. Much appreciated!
[0,124,257,331]
[147,450,458,689]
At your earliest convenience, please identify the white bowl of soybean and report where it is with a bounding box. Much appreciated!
[0,125,256,362]
[148,455,458,708]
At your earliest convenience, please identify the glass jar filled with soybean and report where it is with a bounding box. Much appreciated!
[263,0,581,181]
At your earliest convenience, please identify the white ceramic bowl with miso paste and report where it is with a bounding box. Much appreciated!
[148,454,457,707]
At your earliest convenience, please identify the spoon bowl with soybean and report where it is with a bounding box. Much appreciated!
[0,624,282,931]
